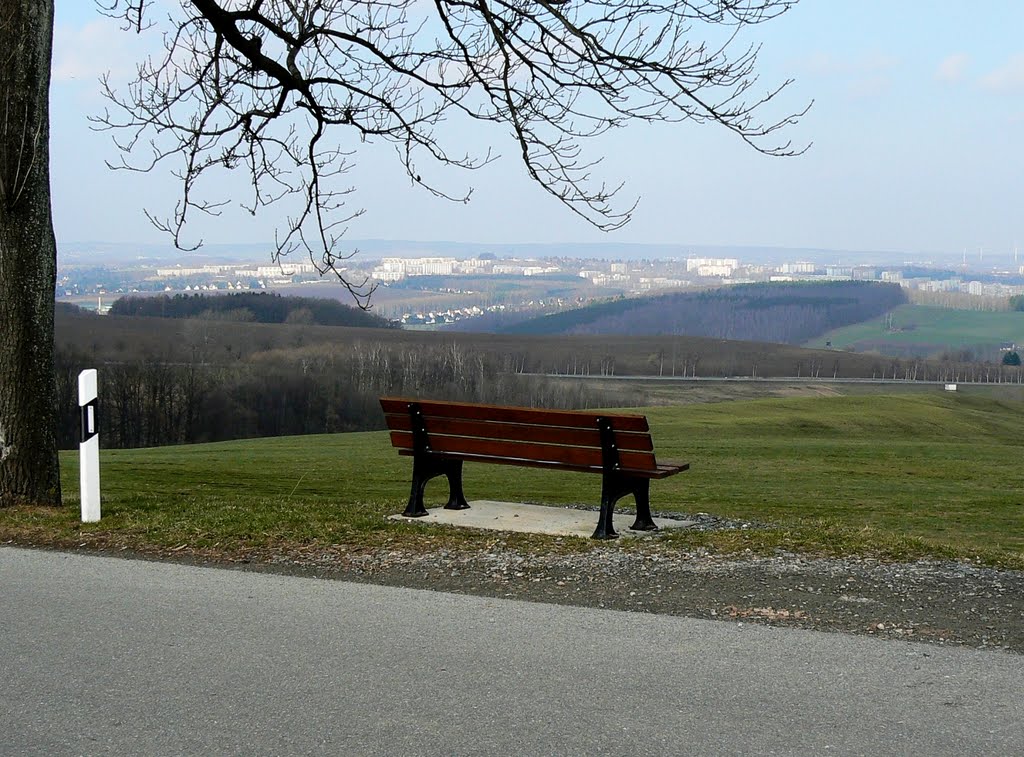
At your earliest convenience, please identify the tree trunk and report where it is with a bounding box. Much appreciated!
[0,0,61,506]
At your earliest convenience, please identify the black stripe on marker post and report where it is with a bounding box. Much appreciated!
[80,399,98,444]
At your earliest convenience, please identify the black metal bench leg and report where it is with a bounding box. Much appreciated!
[443,460,470,511]
[403,455,432,517]
[594,474,657,538]
[593,494,618,539]
[630,479,658,532]
[404,455,471,517]
[593,474,628,540]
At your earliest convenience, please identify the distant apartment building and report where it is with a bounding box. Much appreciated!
[408,257,456,276]
[851,267,879,280]
[778,261,816,274]
[955,280,1024,297]
[915,278,960,292]
[155,264,233,277]
[371,256,456,280]
[610,262,627,274]
[456,258,490,273]
[825,265,853,278]
[686,257,739,276]
[255,263,316,277]
[493,264,525,275]
[696,264,735,278]
[638,277,684,291]
[372,258,406,281]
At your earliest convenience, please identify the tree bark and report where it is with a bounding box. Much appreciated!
[0,0,61,506]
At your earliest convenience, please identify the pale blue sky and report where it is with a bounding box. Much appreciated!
[49,1,1024,259]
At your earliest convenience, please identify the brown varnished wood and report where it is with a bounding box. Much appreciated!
[389,431,660,471]
[380,397,650,433]
[382,413,655,452]
[395,449,688,478]
[380,397,687,479]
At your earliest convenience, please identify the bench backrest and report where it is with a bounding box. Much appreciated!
[380,397,660,473]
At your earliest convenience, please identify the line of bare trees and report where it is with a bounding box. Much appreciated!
[546,348,1024,384]
[54,342,646,450]
[908,289,1010,312]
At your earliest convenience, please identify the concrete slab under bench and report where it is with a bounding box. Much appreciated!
[388,500,695,539]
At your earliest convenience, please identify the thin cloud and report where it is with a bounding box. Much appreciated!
[980,53,1024,94]
[53,19,147,84]
[847,75,891,100]
[935,53,970,84]
[796,51,899,78]
[794,51,898,101]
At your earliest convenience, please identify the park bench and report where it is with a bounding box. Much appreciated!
[380,397,689,539]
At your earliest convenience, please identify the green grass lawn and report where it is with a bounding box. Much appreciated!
[4,392,1024,566]
[805,304,1024,356]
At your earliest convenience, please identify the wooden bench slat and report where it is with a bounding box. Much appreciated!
[380,397,650,433]
[389,431,660,471]
[650,460,691,479]
[383,414,656,452]
[397,448,679,479]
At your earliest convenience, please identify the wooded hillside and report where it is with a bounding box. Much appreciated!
[502,281,907,344]
[109,292,396,329]
[55,303,1016,451]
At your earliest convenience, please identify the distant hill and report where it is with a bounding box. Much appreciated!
[109,292,396,329]
[58,239,973,266]
[500,281,907,344]
[807,304,1024,361]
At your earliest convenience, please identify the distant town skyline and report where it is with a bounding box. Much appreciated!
[51,1,1023,258]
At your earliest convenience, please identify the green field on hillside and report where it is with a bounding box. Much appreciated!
[806,305,1024,357]
[4,393,1024,564]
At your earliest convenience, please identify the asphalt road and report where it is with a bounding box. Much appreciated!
[2,547,1022,756]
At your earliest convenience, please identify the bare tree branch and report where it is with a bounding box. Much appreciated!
[93,0,809,307]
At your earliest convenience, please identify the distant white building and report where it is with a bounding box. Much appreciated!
[373,257,456,279]
[852,267,879,280]
[409,257,456,276]
[456,258,489,273]
[696,264,734,278]
[686,257,738,275]
[156,264,232,277]
[255,263,316,277]
[779,261,816,274]
[638,277,684,291]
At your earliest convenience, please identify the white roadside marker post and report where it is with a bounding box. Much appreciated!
[78,369,101,522]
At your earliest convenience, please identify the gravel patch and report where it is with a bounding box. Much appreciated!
[15,505,1021,654]
[560,503,764,531]
[253,538,1024,654]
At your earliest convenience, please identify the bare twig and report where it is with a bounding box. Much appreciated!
[93,0,808,307]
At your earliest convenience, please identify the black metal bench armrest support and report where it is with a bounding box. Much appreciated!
[403,402,470,518]
[594,417,658,539]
